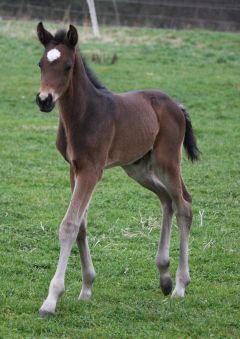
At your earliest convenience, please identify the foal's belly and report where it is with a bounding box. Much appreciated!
[106,92,159,167]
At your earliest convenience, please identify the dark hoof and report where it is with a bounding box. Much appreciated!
[160,276,173,296]
[39,309,55,318]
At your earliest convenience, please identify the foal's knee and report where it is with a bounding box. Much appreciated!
[59,221,79,242]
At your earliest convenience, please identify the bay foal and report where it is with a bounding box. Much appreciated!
[36,23,200,316]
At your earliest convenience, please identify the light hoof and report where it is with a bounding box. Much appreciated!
[78,288,92,301]
[39,308,55,318]
[39,299,56,317]
[160,276,173,296]
[171,287,185,298]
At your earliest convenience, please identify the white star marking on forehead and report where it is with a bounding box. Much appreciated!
[47,48,61,62]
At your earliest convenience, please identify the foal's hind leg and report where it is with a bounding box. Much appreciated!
[155,196,174,295]
[123,155,174,295]
[152,154,192,298]
[171,178,192,297]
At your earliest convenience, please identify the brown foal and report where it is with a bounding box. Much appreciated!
[36,23,200,316]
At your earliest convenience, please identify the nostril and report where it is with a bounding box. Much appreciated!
[48,93,52,101]
[36,93,41,105]
[36,92,55,112]
[45,94,53,106]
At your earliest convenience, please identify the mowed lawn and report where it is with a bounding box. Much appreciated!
[0,20,239,338]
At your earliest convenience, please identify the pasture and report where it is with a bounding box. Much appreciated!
[0,20,239,338]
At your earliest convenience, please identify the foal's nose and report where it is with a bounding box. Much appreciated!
[36,92,54,112]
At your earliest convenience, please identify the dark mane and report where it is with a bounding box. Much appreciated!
[53,29,106,90]
[81,58,106,90]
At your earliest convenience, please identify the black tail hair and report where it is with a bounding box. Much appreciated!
[180,105,200,162]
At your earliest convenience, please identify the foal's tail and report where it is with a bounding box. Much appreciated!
[179,104,200,162]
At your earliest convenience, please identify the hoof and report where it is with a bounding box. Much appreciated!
[39,300,56,318]
[171,287,185,298]
[78,288,92,301]
[160,276,173,296]
[39,309,55,318]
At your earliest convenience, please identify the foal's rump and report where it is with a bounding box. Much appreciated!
[142,90,200,163]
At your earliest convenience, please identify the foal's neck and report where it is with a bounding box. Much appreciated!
[58,53,97,128]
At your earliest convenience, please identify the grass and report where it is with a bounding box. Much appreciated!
[0,19,240,338]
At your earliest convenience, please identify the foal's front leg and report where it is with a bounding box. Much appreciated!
[70,168,96,301]
[39,169,100,316]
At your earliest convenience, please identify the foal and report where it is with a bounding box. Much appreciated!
[36,23,200,316]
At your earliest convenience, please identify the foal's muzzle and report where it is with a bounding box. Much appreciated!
[36,93,55,112]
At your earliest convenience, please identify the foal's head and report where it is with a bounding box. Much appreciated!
[36,22,78,112]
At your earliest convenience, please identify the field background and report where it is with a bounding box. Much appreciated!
[0,20,239,338]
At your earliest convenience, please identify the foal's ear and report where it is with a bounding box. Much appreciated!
[37,22,53,46]
[67,24,78,47]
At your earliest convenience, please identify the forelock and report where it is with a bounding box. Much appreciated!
[53,29,67,44]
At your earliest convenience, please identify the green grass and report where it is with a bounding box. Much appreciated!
[0,19,240,338]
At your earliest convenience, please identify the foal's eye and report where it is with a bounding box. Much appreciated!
[38,61,42,68]
[64,62,72,72]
